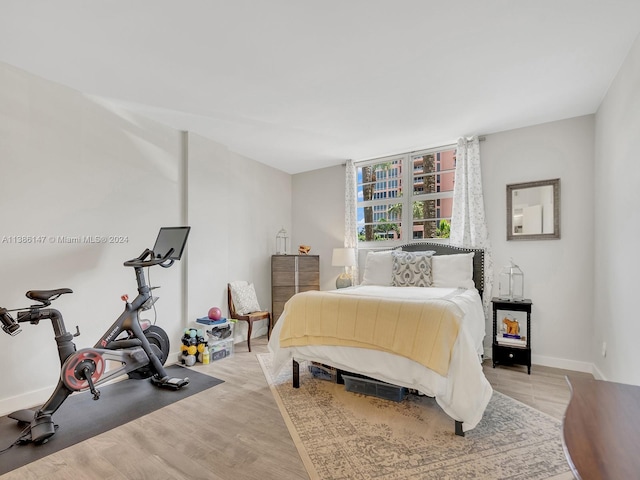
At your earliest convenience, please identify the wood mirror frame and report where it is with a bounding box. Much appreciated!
[507,178,560,240]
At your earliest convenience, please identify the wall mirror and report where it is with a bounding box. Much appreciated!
[507,178,560,240]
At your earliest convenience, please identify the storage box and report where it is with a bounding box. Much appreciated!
[208,338,234,362]
[203,320,234,342]
[308,363,339,382]
[342,374,407,402]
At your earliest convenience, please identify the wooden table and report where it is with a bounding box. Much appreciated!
[563,376,640,479]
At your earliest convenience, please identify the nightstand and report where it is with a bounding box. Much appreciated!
[492,297,532,374]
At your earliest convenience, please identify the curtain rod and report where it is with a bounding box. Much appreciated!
[409,135,486,155]
[344,135,487,166]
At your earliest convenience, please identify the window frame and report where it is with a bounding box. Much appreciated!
[356,144,456,248]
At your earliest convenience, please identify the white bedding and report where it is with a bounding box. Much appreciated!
[268,285,492,432]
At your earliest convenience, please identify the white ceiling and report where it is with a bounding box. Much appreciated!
[2,1,639,174]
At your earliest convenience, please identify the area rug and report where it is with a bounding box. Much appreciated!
[0,365,223,476]
[258,353,572,480]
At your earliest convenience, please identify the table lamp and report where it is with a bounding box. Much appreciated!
[332,247,356,289]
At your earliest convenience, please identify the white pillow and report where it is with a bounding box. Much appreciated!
[431,252,476,289]
[361,250,394,286]
[230,282,262,315]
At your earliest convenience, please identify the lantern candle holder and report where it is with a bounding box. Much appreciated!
[498,260,524,301]
[276,228,289,255]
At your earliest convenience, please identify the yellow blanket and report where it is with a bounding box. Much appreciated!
[279,290,463,376]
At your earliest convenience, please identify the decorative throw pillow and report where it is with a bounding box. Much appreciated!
[361,250,394,286]
[391,251,435,287]
[431,252,476,289]
[230,282,262,315]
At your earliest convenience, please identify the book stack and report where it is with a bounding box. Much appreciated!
[496,333,527,347]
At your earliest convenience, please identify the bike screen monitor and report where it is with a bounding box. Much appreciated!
[152,226,191,260]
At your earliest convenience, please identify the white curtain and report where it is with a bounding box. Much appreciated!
[344,160,359,285]
[450,136,493,315]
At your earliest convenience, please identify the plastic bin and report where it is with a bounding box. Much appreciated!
[308,363,339,382]
[208,338,234,362]
[342,374,407,402]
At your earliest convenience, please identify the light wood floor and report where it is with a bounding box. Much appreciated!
[1,337,592,480]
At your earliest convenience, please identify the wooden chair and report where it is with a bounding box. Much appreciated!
[227,283,272,352]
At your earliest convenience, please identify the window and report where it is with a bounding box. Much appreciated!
[356,145,456,244]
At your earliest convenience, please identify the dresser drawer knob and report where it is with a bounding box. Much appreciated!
[509,353,514,359]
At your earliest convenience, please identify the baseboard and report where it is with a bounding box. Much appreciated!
[232,324,268,344]
[591,364,607,380]
[483,345,594,375]
[0,386,52,418]
[530,353,593,373]
[483,346,492,359]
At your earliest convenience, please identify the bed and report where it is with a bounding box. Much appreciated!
[267,242,493,435]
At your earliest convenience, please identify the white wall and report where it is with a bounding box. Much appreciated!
[186,132,291,339]
[293,116,596,373]
[292,165,345,291]
[0,62,293,415]
[3,27,638,419]
[593,33,640,385]
[0,62,183,415]
[482,116,595,372]
[289,40,640,384]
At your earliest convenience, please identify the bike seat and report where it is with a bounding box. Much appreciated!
[26,288,73,304]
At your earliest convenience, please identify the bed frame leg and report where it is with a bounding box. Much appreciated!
[293,359,300,388]
[455,420,464,437]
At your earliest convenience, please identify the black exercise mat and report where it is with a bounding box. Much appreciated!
[0,365,223,475]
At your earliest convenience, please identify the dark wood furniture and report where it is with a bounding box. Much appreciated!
[563,376,640,480]
[492,297,532,374]
[271,255,319,324]
[227,284,271,352]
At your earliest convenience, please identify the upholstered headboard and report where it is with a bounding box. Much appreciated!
[358,242,484,296]
[398,242,484,296]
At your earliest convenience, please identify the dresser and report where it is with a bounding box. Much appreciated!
[271,255,320,324]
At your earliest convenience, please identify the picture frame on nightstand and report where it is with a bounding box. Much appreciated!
[496,310,528,346]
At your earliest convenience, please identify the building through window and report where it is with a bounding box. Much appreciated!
[356,145,456,244]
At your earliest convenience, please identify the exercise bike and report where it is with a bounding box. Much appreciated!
[0,227,191,445]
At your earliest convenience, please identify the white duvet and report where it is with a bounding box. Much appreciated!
[268,285,493,432]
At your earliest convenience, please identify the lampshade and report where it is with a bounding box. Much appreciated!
[332,248,356,267]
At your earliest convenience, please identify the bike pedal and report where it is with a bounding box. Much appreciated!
[171,377,189,388]
[151,375,189,390]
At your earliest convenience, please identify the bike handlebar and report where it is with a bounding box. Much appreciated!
[3,245,177,337]
[3,246,177,336]
[123,248,175,268]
